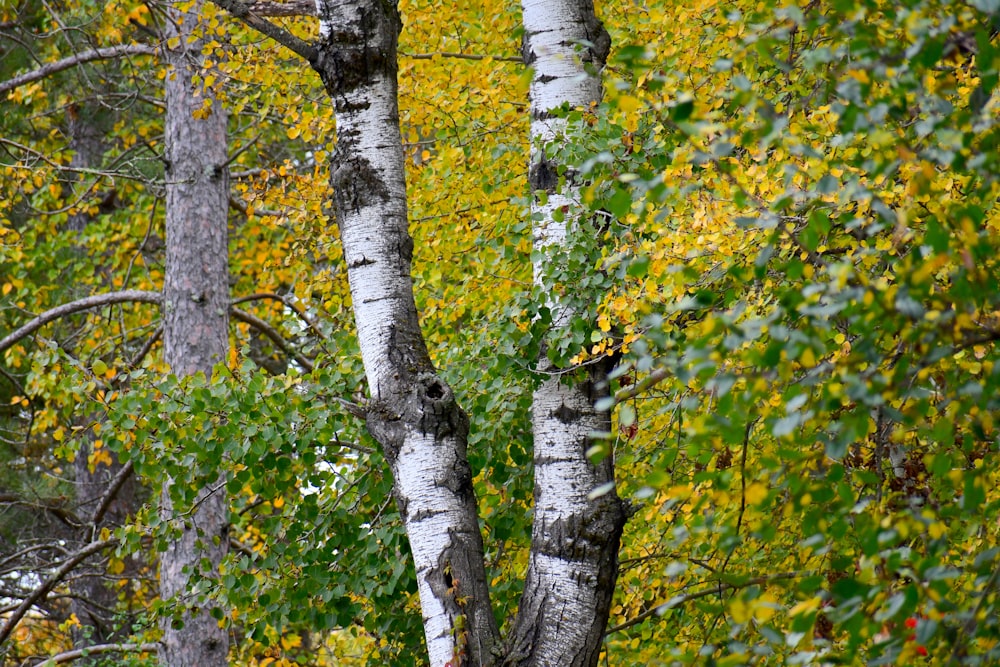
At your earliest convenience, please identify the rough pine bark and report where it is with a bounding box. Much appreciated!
[507,1,627,665]
[159,2,231,666]
[308,1,500,664]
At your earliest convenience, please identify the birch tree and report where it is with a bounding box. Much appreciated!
[507,1,626,664]
[205,0,626,664]
[159,1,231,665]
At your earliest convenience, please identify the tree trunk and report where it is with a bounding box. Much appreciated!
[307,2,500,665]
[506,1,626,665]
[160,2,231,665]
[64,96,142,655]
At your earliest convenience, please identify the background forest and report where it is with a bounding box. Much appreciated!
[1,0,999,664]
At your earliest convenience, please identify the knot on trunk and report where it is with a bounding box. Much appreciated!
[413,373,470,441]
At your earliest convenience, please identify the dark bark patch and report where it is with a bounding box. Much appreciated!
[414,373,470,441]
[553,403,580,424]
[583,15,611,65]
[528,157,559,194]
[366,398,404,464]
[330,154,390,214]
[311,4,401,95]
[521,32,535,65]
[347,255,375,268]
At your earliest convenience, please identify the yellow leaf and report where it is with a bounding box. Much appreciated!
[745,481,768,505]
[789,596,822,617]
[287,127,300,139]
[53,427,65,442]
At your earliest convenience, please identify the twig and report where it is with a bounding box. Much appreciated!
[401,51,523,63]
[230,306,314,372]
[0,539,117,645]
[89,460,135,528]
[231,291,327,341]
[604,571,806,635]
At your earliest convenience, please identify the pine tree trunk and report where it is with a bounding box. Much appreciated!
[159,2,230,665]
[309,1,500,665]
[507,1,626,664]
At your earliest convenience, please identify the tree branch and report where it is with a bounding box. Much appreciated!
[0,44,157,96]
[231,291,327,341]
[0,539,117,645]
[230,306,315,372]
[209,0,316,61]
[614,367,670,404]
[0,493,82,528]
[604,570,807,635]
[401,51,523,63]
[90,459,135,527]
[37,642,160,665]
[0,290,162,354]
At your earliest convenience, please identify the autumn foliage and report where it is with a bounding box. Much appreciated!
[2,0,999,664]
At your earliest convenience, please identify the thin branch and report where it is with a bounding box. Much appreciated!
[229,536,256,559]
[37,642,160,665]
[90,460,135,528]
[0,44,158,96]
[209,0,316,61]
[0,493,82,528]
[0,290,162,354]
[614,367,670,404]
[604,571,807,636]
[230,306,315,372]
[128,326,163,369]
[0,539,117,645]
[231,292,327,341]
[401,51,523,63]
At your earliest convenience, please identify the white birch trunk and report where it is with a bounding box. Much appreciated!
[508,1,626,665]
[310,2,499,664]
[160,2,230,665]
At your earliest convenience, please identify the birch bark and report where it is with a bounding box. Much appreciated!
[308,1,499,664]
[160,2,231,665]
[507,1,626,665]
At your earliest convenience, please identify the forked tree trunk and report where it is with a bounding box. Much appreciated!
[206,0,627,663]
[308,1,500,665]
[160,2,231,665]
[506,1,626,665]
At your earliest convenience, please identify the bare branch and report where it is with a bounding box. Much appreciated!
[231,291,327,341]
[37,642,160,665]
[401,51,523,63]
[0,539,117,645]
[0,44,157,97]
[209,0,316,61]
[90,460,135,527]
[0,290,162,354]
[230,306,315,372]
[604,571,807,635]
[0,492,82,528]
